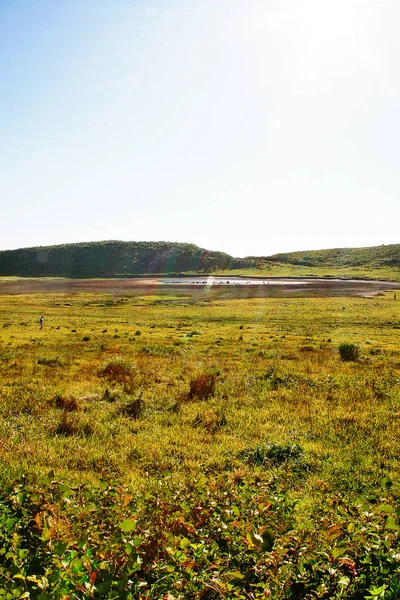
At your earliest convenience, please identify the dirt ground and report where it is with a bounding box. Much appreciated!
[0,277,399,298]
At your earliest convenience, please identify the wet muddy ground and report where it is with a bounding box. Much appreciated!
[0,276,399,298]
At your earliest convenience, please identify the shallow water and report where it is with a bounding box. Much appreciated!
[162,277,309,285]
[160,276,391,287]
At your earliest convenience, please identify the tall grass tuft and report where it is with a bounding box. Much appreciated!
[188,373,217,400]
[98,358,134,382]
[117,393,144,419]
[54,413,93,437]
[53,394,79,412]
[339,342,360,362]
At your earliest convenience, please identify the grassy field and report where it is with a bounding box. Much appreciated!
[214,263,400,282]
[0,282,399,599]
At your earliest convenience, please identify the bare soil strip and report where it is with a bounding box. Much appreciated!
[0,276,399,298]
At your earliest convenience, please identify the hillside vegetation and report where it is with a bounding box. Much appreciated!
[0,241,237,277]
[0,241,399,280]
[235,244,400,282]
[267,243,400,268]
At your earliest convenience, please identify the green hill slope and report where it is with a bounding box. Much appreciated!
[0,241,236,277]
[0,241,399,279]
[230,244,400,281]
[266,244,400,268]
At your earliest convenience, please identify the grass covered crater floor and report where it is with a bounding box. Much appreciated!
[0,281,399,599]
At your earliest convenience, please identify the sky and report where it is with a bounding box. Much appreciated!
[1,0,399,258]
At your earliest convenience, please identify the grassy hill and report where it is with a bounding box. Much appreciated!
[0,241,399,280]
[0,241,237,278]
[267,243,400,268]
[224,243,400,281]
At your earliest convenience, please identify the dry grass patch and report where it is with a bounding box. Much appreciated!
[188,372,217,400]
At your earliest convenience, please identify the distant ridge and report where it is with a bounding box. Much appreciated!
[0,241,239,277]
[248,243,400,269]
[0,241,399,278]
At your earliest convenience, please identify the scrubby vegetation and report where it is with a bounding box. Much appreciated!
[0,283,399,598]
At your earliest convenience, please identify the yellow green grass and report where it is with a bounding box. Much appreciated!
[215,263,400,282]
[0,285,399,598]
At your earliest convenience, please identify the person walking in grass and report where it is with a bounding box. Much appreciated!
[39,315,44,330]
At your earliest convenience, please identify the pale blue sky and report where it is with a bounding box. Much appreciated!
[1,0,399,257]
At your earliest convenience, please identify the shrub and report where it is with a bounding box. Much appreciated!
[339,342,360,362]
[188,373,217,400]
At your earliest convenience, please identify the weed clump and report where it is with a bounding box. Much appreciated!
[193,408,227,433]
[98,358,134,382]
[52,394,79,412]
[263,367,292,389]
[188,373,217,400]
[239,442,304,467]
[339,342,360,362]
[54,413,93,437]
[117,393,144,419]
[102,388,121,403]
[37,356,63,367]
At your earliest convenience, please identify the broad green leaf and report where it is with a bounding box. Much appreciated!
[377,503,393,514]
[385,516,400,530]
[380,477,393,489]
[54,542,67,557]
[231,505,240,517]
[119,518,137,533]
[227,571,245,580]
